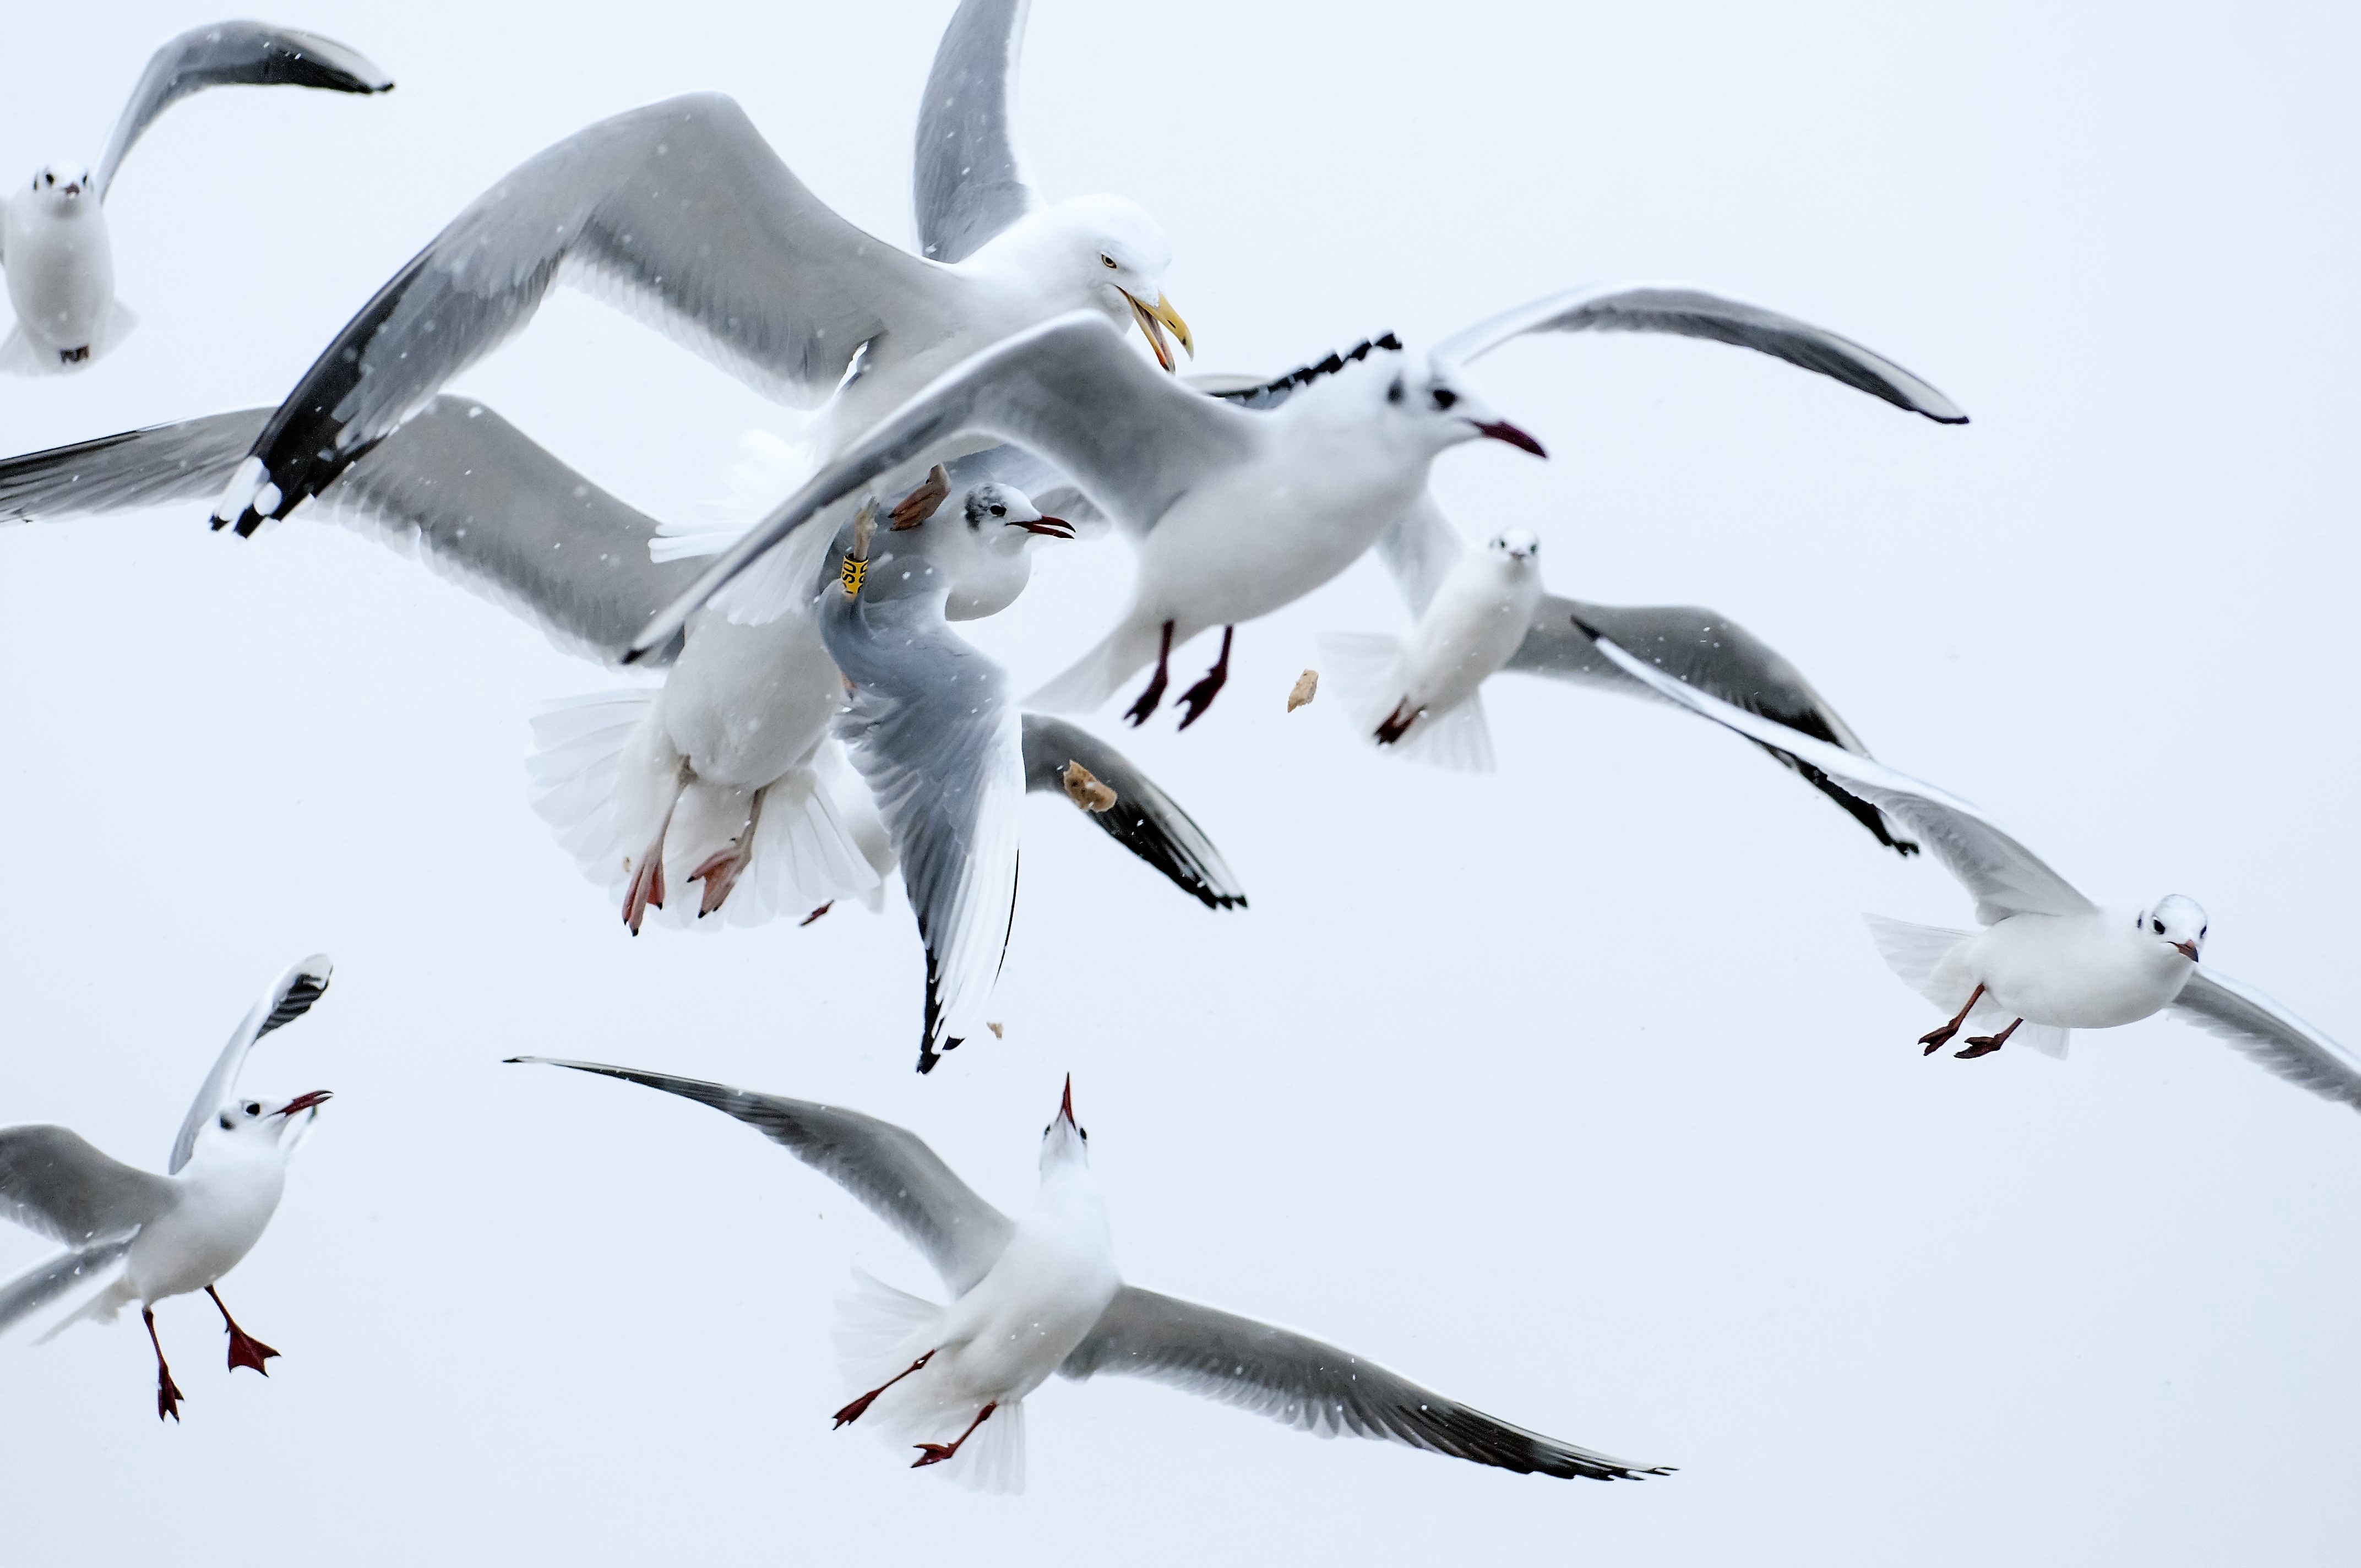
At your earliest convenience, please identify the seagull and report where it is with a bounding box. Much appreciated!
[0,400,1242,940]
[1309,488,1918,852]
[509,1058,1671,1493]
[209,0,1191,538]
[3,21,391,368]
[1584,628,2361,1109]
[0,956,334,1420]
[632,287,1960,725]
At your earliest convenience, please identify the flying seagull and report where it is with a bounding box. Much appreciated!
[510,1058,1671,1493]
[3,21,391,368]
[0,955,335,1419]
[1585,627,2361,1109]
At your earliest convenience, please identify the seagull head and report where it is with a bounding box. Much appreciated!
[212,1090,333,1145]
[1004,195,1193,373]
[27,161,92,210]
[2137,895,2208,963]
[1038,1074,1090,1174]
[1487,527,1541,566]
[1380,359,1547,460]
[963,482,1074,549]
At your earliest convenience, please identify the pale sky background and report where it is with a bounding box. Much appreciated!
[2,2,2357,1562]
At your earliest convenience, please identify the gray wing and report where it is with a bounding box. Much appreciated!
[221,93,964,536]
[823,573,1026,1074]
[2171,971,2361,1114]
[913,0,1041,263]
[1511,599,1918,857]
[1371,492,1467,617]
[1021,715,1246,910]
[1062,1286,1668,1482]
[168,955,333,1175]
[509,1057,1013,1293]
[0,1237,135,1336]
[629,313,1261,659]
[0,1128,176,1249]
[0,398,705,668]
[1433,284,1966,424]
[93,22,393,200]
[1583,625,2091,921]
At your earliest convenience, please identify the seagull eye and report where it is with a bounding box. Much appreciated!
[1100,253,1118,270]
[1431,388,1459,411]
[2152,919,2165,935]
[989,504,1007,516]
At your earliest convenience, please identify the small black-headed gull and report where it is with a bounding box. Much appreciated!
[510,1059,1670,1493]
[1310,490,1917,852]
[632,285,1959,727]
[1585,629,2361,1109]
[211,1,1190,538]
[3,22,390,368]
[0,402,1242,940]
[0,956,334,1420]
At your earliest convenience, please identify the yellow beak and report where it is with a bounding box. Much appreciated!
[1122,289,1195,373]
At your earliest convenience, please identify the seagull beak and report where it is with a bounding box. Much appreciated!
[2172,940,2200,962]
[1471,419,1547,458]
[1121,290,1194,373]
[1015,515,1075,540]
[275,1090,334,1118]
[1057,1074,1078,1128]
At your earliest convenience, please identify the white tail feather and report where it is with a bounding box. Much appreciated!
[527,689,665,889]
[32,1272,134,1343]
[1863,914,2072,1060]
[833,1268,941,1392]
[1314,631,1405,733]
[1392,689,1495,772]
[1025,613,1168,715]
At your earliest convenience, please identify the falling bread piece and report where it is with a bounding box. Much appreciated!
[1061,761,1118,813]
[1287,669,1319,712]
[987,1022,1004,1039]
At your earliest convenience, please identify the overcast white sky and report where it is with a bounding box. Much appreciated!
[2,1,2357,1561]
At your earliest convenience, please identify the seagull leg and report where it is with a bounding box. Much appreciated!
[1173,626,1235,731]
[799,902,834,927]
[144,1307,184,1423]
[61,345,89,365]
[690,786,766,918]
[1919,985,1985,1054]
[1374,698,1420,745]
[1124,622,1175,727]
[831,1349,935,1428]
[911,1401,998,1468]
[206,1286,280,1376]
[1957,1017,2022,1059]
[623,760,693,935]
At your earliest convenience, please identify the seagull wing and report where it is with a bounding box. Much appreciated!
[913,0,1042,263]
[824,582,1025,1074]
[0,1237,135,1337]
[1584,626,2092,921]
[510,1058,1014,1293]
[1062,1286,1669,1481]
[629,312,1260,658]
[169,955,333,1174]
[0,1128,176,1248]
[0,398,707,669]
[92,22,392,200]
[1370,493,1468,618]
[1021,715,1247,910]
[1433,284,1966,424]
[2170,971,2361,1114]
[1511,600,1917,856]
[222,94,965,535]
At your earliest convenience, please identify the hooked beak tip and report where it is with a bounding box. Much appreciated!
[1123,290,1192,373]
[1473,419,1547,458]
[1058,1073,1076,1126]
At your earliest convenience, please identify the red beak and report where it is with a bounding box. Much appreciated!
[275,1089,334,1118]
[1057,1074,1076,1127]
[1018,516,1075,539]
[2172,940,2200,962]
[1473,420,1547,458]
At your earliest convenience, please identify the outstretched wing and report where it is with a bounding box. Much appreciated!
[0,398,706,668]
[509,1058,1014,1292]
[0,1237,134,1337]
[1433,284,1966,424]
[0,1128,175,1248]
[1511,600,1917,856]
[1584,625,2090,921]
[93,21,393,200]
[220,94,962,536]
[1021,715,1245,910]
[170,955,333,1175]
[2171,971,2361,1114]
[1063,1286,1669,1481]
[628,312,1260,658]
[824,573,1024,1074]
[913,0,1042,262]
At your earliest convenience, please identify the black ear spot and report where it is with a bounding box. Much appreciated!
[1386,377,1405,404]
[219,1113,234,1130]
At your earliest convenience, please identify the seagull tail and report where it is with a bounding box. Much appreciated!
[833,1267,942,1392]
[1861,913,1976,1009]
[525,688,671,896]
[1024,614,1169,715]
[1313,631,1405,733]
